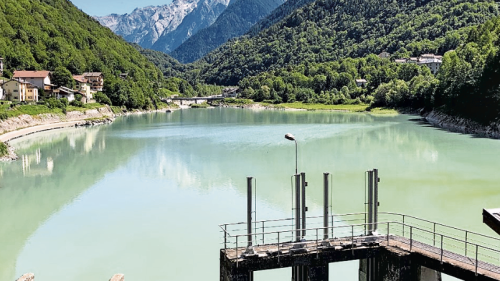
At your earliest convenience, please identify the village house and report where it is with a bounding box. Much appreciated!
[82,72,104,92]
[0,57,3,77]
[56,86,76,102]
[222,87,238,98]
[73,75,92,101]
[394,54,443,75]
[2,79,39,102]
[355,79,368,87]
[13,70,51,89]
[378,52,391,59]
[0,80,4,100]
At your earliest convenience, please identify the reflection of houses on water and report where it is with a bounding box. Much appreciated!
[11,126,106,177]
[21,149,54,176]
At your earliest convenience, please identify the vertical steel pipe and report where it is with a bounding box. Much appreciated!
[323,172,330,240]
[373,169,379,233]
[295,174,301,241]
[367,170,373,234]
[301,172,306,238]
[247,177,253,247]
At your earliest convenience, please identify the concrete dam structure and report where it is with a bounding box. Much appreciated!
[220,170,500,281]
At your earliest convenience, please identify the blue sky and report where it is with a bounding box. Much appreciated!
[71,0,173,16]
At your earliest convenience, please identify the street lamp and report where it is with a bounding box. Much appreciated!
[285,133,297,175]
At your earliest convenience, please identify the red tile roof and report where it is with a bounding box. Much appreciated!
[73,75,88,83]
[13,70,50,78]
[82,72,103,77]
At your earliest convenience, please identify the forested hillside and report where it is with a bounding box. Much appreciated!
[170,0,286,63]
[237,16,500,125]
[0,0,163,109]
[436,17,500,124]
[197,0,498,85]
[246,0,315,37]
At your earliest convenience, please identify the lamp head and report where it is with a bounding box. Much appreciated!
[285,133,295,141]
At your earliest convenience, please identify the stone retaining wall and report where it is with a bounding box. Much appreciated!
[424,110,500,139]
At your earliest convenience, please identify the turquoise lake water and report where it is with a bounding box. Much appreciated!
[1,108,499,280]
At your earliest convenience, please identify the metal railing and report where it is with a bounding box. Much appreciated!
[219,212,500,276]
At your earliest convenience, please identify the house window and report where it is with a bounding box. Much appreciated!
[14,97,18,99]
[13,90,18,92]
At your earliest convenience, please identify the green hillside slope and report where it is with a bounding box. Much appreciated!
[246,0,316,37]
[0,0,163,109]
[169,0,285,64]
[198,0,498,85]
[237,16,500,125]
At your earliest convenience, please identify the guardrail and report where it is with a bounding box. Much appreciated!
[220,212,500,276]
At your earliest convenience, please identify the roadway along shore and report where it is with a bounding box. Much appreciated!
[0,105,176,161]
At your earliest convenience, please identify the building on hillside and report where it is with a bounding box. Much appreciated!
[355,79,368,87]
[13,70,51,89]
[0,57,3,77]
[73,75,92,102]
[394,54,443,75]
[378,52,390,59]
[0,80,4,100]
[82,72,104,92]
[418,58,442,74]
[56,87,76,102]
[2,79,38,102]
[222,87,238,98]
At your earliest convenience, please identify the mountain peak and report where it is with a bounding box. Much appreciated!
[95,0,200,49]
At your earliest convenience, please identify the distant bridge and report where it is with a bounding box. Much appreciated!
[162,96,224,106]
[220,212,500,281]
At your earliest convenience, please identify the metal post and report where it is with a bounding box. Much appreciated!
[367,171,373,234]
[433,223,436,246]
[262,221,265,244]
[387,222,390,245]
[402,216,405,237]
[440,235,444,264]
[373,169,379,233]
[224,224,227,250]
[323,172,329,240]
[247,177,253,247]
[301,172,306,238]
[295,174,301,242]
[316,228,319,258]
[465,231,468,257]
[410,226,413,251]
[475,245,479,276]
[278,232,280,262]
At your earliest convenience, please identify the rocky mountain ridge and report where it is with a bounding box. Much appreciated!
[96,0,231,51]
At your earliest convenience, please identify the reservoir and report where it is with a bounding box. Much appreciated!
[0,108,499,281]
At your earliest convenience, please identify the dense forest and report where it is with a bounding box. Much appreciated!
[0,0,165,109]
[238,55,436,108]
[246,0,316,37]
[237,16,500,125]
[170,0,285,64]
[195,0,498,85]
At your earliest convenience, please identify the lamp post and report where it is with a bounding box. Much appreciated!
[285,133,297,175]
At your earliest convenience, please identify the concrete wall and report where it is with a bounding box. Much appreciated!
[359,248,442,281]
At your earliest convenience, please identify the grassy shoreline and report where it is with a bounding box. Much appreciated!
[256,101,399,115]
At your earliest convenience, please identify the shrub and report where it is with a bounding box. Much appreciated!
[0,142,8,157]
[70,100,84,107]
[191,102,209,108]
[94,92,112,105]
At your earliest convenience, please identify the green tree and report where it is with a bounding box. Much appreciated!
[52,66,75,88]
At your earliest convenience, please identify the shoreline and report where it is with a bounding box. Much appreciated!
[1,104,497,161]
[0,106,176,161]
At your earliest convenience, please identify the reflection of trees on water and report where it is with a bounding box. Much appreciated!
[0,125,141,281]
[130,110,443,217]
